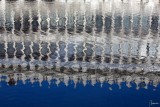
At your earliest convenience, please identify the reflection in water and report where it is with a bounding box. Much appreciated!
[0,0,159,72]
[0,71,160,90]
[8,78,16,86]
[0,0,160,107]
[0,71,160,107]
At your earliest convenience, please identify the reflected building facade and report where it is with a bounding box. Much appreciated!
[0,71,160,90]
[0,0,160,81]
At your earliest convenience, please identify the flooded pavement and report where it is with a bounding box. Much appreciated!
[0,0,160,107]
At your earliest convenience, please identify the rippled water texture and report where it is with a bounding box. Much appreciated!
[0,0,160,107]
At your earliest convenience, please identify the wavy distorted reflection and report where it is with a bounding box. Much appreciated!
[0,1,160,107]
[0,71,160,90]
[0,0,160,80]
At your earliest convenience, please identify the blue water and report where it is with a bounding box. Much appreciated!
[0,81,160,107]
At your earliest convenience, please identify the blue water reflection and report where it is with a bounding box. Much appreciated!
[0,0,160,107]
[0,80,160,107]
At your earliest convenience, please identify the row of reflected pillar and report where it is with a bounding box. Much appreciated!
[0,72,159,89]
[0,0,160,36]
[0,0,160,70]
[0,40,159,65]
